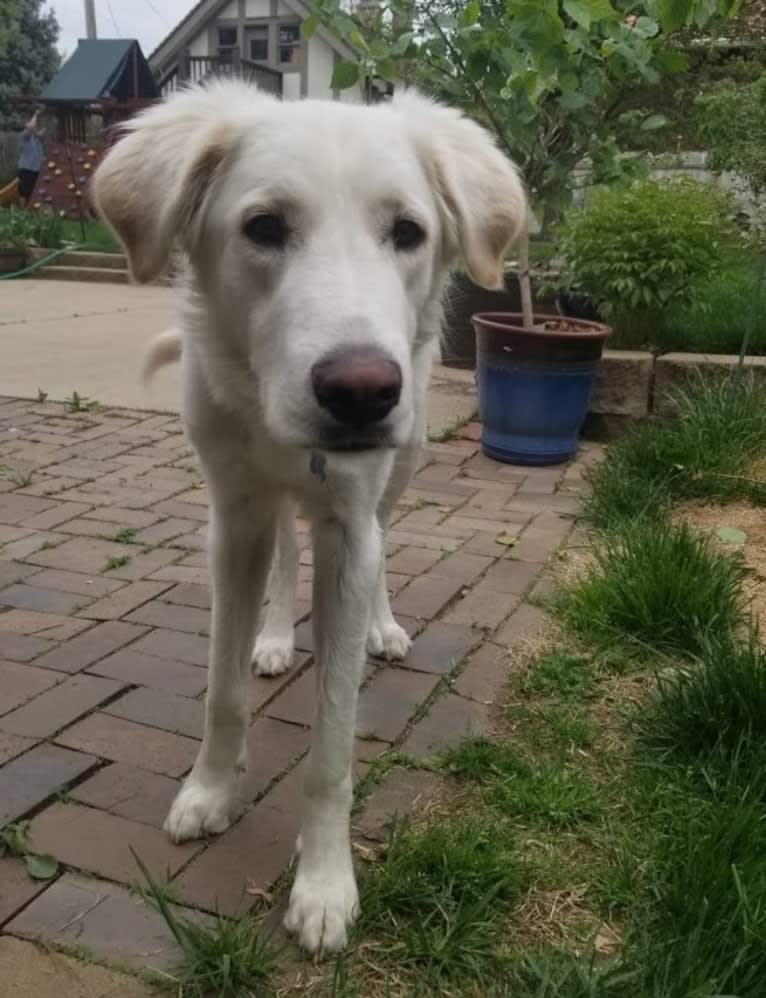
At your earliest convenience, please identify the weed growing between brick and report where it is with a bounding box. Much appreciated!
[133,850,279,998]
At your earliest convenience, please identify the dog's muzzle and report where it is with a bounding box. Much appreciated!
[312,346,402,430]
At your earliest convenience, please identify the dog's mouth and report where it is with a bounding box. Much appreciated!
[312,426,397,453]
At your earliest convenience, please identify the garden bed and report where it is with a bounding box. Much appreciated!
[586,350,766,437]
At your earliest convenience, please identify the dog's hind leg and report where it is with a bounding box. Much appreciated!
[252,499,299,676]
[165,482,277,843]
[367,343,434,661]
[366,444,419,661]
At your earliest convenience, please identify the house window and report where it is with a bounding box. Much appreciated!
[217,25,238,60]
[279,23,302,65]
[248,26,268,62]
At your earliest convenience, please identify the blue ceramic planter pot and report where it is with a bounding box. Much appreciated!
[472,312,611,467]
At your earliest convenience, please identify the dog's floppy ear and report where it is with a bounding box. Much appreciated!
[93,86,246,283]
[397,92,527,290]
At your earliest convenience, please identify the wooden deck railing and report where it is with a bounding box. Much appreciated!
[158,51,282,100]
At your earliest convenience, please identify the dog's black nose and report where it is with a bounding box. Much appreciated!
[311,347,402,427]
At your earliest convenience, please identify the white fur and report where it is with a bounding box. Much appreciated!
[93,81,525,955]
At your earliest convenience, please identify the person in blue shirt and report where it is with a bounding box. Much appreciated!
[17,109,45,207]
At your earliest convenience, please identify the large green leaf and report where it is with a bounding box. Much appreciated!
[656,0,692,32]
[564,0,616,28]
[641,114,669,130]
[300,13,320,40]
[391,31,414,56]
[462,0,481,27]
[331,60,360,89]
[25,853,58,881]
[559,91,588,110]
[348,27,369,53]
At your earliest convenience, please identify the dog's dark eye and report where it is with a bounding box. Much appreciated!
[243,213,288,249]
[392,218,425,251]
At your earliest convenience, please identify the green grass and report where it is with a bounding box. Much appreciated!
[558,520,749,660]
[112,527,137,544]
[358,817,528,988]
[427,410,477,443]
[441,738,602,830]
[102,555,130,572]
[520,650,597,701]
[538,705,595,749]
[58,218,120,253]
[500,949,636,997]
[65,390,100,413]
[585,375,766,529]
[633,772,766,998]
[639,635,766,779]
[133,850,278,997]
[657,253,766,356]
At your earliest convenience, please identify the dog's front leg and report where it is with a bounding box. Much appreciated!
[165,494,276,842]
[284,511,381,954]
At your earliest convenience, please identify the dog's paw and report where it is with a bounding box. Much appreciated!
[284,864,359,955]
[164,777,236,843]
[367,619,412,661]
[252,635,294,676]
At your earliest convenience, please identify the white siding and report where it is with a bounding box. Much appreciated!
[245,0,271,14]
[276,0,294,13]
[306,35,335,99]
[283,73,302,101]
[189,30,209,56]
[219,0,239,17]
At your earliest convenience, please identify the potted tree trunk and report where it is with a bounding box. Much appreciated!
[442,262,558,369]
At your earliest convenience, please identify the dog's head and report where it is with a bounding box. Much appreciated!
[94,83,526,451]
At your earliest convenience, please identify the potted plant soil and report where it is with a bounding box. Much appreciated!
[472,312,611,465]
[442,259,558,369]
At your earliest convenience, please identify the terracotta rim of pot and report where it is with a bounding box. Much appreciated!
[473,311,612,341]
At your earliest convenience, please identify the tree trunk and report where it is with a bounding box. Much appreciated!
[518,224,534,330]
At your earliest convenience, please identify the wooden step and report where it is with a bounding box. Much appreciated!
[28,248,128,270]
[33,265,130,284]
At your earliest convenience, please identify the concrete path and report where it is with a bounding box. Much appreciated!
[0,279,477,435]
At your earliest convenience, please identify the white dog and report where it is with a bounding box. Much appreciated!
[93,81,525,955]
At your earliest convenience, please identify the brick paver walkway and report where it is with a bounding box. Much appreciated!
[0,395,586,973]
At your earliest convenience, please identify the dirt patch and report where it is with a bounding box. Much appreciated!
[674,500,766,629]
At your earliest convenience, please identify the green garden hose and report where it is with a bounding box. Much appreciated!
[0,243,83,280]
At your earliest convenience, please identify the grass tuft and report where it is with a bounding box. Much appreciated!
[442,738,602,829]
[520,650,597,701]
[637,774,766,998]
[358,816,527,987]
[558,519,749,659]
[585,375,766,530]
[639,635,766,778]
[132,849,279,997]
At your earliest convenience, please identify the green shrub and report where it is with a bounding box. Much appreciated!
[657,254,766,355]
[0,205,65,250]
[557,179,738,347]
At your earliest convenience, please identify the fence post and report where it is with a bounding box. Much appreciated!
[181,48,192,82]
